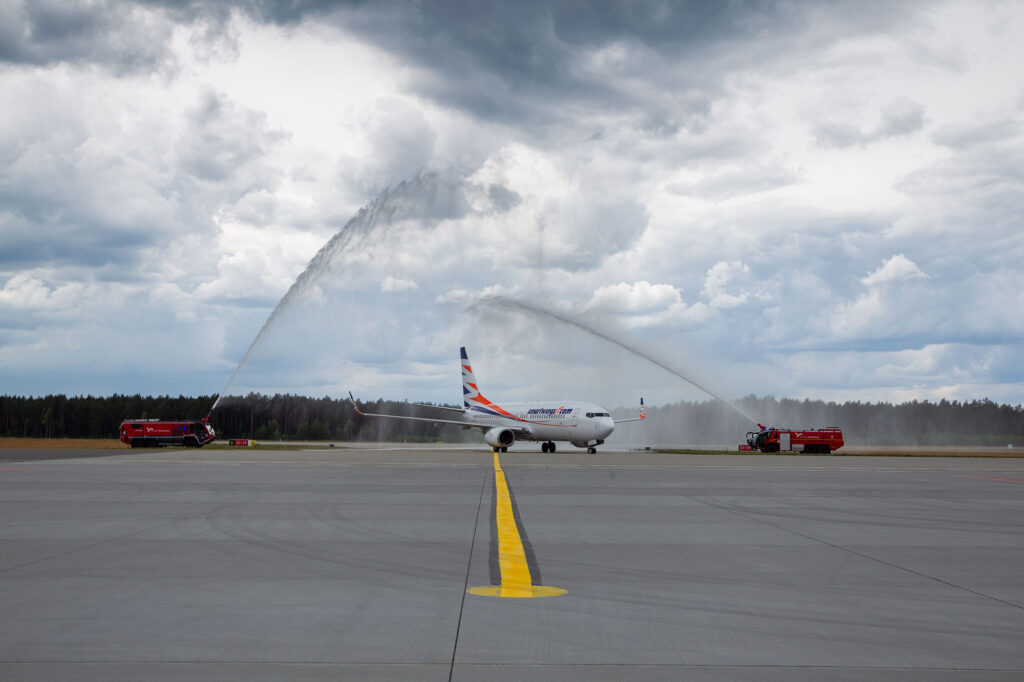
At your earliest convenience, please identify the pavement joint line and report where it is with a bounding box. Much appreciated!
[677,490,1024,613]
[448,472,487,682]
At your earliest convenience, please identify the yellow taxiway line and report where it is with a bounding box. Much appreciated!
[468,452,565,599]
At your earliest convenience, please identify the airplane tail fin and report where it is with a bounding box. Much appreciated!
[461,346,487,408]
[612,397,646,424]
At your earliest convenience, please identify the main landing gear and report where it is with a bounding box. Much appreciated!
[541,441,557,453]
[586,447,597,454]
[492,447,508,453]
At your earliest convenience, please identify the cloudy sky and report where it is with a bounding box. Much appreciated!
[2,0,1022,409]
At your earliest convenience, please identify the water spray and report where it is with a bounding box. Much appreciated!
[205,169,759,427]
[206,176,440,417]
[471,295,759,424]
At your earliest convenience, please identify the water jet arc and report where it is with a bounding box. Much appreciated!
[472,295,758,424]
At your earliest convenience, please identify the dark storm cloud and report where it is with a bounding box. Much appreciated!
[0,0,338,72]
[7,0,921,130]
[3,0,927,133]
[305,0,925,131]
[0,0,299,71]
[0,1,176,72]
[330,0,786,127]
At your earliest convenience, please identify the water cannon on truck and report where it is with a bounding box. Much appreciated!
[741,424,844,454]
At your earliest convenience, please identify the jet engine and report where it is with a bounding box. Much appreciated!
[484,427,515,449]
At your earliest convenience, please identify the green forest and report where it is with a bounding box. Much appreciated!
[0,394,472,443]
[2,393,1023,446]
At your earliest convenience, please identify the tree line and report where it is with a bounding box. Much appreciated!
[2,393,1023,445]
[0,393,472,443]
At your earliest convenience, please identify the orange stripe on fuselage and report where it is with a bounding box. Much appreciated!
[469,395,573,428]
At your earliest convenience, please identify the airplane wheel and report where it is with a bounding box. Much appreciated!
[587,447,596,454]
[541,442,549,453]
[501,446,508,453]
[549,442,556,453]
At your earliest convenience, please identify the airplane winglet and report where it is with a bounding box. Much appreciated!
[640,397,645,419]
[347,391,365,416]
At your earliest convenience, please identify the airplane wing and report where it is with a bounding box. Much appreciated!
[409,402,466,414]
[349,392,492,431]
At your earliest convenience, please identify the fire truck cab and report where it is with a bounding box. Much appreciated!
[120,418,216,448]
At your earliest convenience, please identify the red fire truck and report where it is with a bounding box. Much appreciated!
[742,424,844,454]
[119,418,216,448]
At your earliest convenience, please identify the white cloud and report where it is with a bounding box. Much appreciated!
[586,281,682,314]
[861,254,927,286]
[380,276,418,292]
[0,275,55,309]
[701,261,752,308]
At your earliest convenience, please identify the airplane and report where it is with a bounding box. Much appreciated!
[348,346,644,454]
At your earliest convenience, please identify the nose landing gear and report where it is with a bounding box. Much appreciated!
[541,441,556,453]
[571,439,603,454]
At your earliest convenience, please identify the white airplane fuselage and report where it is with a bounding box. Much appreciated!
[463,400,616,445]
